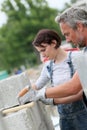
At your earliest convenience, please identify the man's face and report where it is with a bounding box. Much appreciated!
[60,22,85,47]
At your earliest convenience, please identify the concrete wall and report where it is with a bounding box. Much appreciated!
[0,71,54,130]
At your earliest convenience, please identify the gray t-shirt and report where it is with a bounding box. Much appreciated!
[35,51,82,89]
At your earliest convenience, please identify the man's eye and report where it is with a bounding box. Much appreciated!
[65,33,69,36]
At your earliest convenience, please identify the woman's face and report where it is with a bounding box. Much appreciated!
[35,42,57,60]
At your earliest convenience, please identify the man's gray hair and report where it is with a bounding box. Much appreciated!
[55,7,87,29]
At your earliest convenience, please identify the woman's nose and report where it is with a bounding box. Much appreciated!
[66,38,71,43]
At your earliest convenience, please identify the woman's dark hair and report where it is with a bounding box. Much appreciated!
[32,29,61,49]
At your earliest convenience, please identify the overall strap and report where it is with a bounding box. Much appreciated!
[47,60,53,85]
[67,51,75,78]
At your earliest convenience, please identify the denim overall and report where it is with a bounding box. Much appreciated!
[48,52,87,130]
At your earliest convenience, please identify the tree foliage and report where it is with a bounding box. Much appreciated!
[0,0,77,71]
[0,0,62,71]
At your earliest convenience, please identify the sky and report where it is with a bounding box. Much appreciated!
[46,0,71,9]
[0,0,71,27]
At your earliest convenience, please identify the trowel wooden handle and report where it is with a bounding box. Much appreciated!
[18,87,29,97]
[2,102,34,115]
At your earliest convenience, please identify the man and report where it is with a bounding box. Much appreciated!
[18,7,87,103]
[45,7,87,99]
[45,6,87,99]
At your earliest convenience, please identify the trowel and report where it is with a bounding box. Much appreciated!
[2,87,34,115]
[2,102,34,115]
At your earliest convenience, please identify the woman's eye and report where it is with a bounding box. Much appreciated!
[41,49,45,52]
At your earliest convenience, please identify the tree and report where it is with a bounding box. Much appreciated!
[0,0,61,71]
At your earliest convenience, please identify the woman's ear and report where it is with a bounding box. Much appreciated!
[51,40,57,47]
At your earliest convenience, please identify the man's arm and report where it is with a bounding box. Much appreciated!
[54,90,83,104]
[46,72,82,98]
[17,72,83,104]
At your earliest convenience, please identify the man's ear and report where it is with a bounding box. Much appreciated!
[77,22,84,32]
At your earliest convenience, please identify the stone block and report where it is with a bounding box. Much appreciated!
[0,71,31,109]
[3,102,54,130]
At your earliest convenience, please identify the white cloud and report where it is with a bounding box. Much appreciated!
[0,0,7,27]
[46,0,71,9]
[0,12,7,27]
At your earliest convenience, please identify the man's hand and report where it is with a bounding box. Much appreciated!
[17,87,46,105]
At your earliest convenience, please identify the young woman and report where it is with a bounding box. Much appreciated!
[18,29,87,130]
